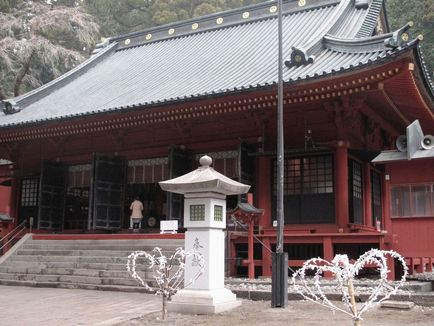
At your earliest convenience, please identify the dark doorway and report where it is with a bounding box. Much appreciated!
[88,154,125,230]
[167,146,193,224]
[125,183,166,230]
[38,161,67,229]
[18,177,39,226]
[64,164,91,230]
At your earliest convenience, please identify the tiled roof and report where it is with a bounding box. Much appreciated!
[0,0,429,127]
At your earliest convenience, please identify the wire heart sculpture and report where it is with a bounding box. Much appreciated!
[292,249,408,324]
[127,247,204,297]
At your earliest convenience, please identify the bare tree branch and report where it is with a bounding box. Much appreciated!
[14,48,35,96]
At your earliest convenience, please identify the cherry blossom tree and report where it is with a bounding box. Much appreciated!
[0,0,99,99]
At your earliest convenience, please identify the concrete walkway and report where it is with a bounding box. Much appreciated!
[0,285,160,326]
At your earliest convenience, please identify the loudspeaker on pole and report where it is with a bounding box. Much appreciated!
[421,135,434,150]
[396,135,407,152]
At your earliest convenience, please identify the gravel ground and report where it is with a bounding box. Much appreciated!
[225,277,416,296]
[118,299,434,326]
[408,272,434,281]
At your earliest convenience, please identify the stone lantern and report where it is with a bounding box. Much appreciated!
[159,155,250,314]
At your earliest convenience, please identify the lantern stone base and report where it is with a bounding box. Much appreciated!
[167,288,241,314]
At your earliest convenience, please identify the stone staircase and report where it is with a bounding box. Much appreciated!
[0,235,184,292]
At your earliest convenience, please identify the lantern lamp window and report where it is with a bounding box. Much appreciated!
[214,205,223,221]
[190,204,205,221]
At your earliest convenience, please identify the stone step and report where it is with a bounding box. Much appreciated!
[0,272,147,287]
[25,239,183,247]
[7,255,153,264]
[0,237,185,293]
[0,260,144,271]
[7,254,182,266]
[401,281,433,292]
[15,249,176,257]
[0,265,150,279]
[0,279,152,293]
[381,300,415,309]
[21,244,182,251]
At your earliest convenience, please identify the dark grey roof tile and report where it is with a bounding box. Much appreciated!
[0,0,427,128]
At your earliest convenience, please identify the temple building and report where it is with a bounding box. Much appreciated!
[0,0,433,278]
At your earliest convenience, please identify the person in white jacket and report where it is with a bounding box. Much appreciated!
[129,196,143,230]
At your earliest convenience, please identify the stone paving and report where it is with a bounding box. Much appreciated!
[0,285,433,325]
[0,285,160,326]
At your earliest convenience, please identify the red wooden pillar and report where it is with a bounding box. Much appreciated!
[248,219,255,279]
[380,237,396,280]
[335,142,349,230]
[262,237,272,277]
[427,258,433,272]
[382,166,392,235]
[386,253,396,280]
[363,163,372,227]
[256,156,271,227]
[416,258,424,273]
[10,174,20,227]
[378,168,396,280]
[323,236,334,278]
[229,238,237,277]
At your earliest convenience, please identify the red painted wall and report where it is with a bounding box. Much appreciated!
[388,160,434,184]
[386,159,434,258]
[0,184,10,214]
[391,218,434,256]
[0,165,11,215]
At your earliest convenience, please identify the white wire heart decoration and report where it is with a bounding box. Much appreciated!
[127,247,204,297]
[292,249,408,325]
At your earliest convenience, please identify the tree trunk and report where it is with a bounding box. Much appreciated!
[348,279,361,326]
[14,50,35,97]
[162,295,167,320]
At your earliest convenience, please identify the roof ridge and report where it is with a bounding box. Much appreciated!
[355,0,384,38]
[323,22,415,53]
[112,0,340,51]
[284,0,353,67]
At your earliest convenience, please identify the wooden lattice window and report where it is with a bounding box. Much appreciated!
[128,158,168,184]
[274,155,334,196]
[273,154,335,224]
[20,178,39,207]
[391,184,434,217]
[371,171,383,225]
[349,160,363,224]
[68,164,91,188]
